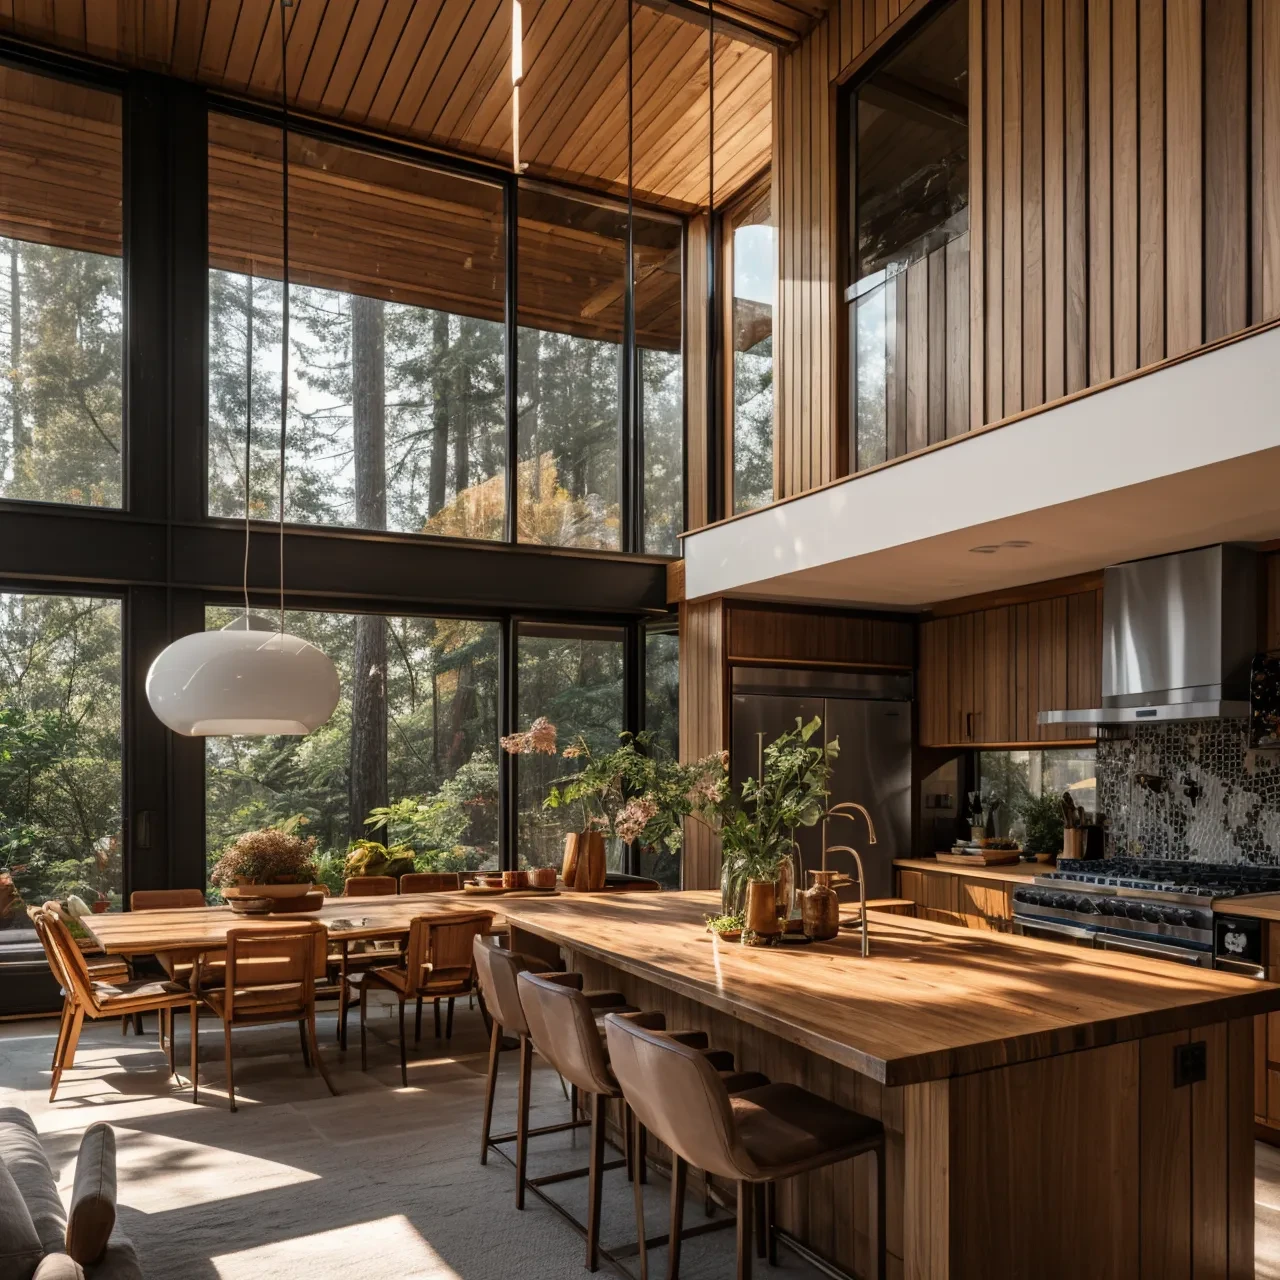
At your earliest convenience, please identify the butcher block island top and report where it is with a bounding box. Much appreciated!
[500,888,1280,1087]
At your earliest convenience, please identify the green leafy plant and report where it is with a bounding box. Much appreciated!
[344,839,416,880]
[704,912,744,935]
[1017,793,1065,856]
[713,717,839,910]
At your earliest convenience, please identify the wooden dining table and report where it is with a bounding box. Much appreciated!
[82,890,513,958]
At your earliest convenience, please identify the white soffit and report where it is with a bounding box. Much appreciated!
[684,324,1280,608]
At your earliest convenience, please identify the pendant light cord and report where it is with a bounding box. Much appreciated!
[278,0,290,638]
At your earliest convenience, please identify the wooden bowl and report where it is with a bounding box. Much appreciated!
[270,891,325,914]
[227,895,273,916]
[530,867,557,889]
[224,882,315,900]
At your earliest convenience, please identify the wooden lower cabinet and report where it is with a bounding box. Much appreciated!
[897,869,1012,933]
[1257,921,1280,1134]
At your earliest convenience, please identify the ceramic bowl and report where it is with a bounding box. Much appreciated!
[227,895,273,916]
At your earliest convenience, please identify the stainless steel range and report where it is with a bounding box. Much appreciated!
[1011,858,1280,973]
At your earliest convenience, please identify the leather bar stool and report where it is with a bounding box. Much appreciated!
[605,1011,887,1280]
[518,971,761,1273]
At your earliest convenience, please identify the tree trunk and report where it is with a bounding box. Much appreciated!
[9,245,23,457]
[428,309,450,516]
[349,293,387,843]
[454,319,472,496]
[445,658,475,776]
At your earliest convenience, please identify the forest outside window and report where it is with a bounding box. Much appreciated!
[642,622,680,887]
[207,116,507,539]
[0,591,123,914]
[728,187,775,514]
[0,67,122,509]
[849,0,968,472]
[516,622,625,871]
[204,605,500,893]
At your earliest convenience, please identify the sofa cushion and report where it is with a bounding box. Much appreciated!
[66,1125,115,1266]
[33,1254,86,1280]
[0,1109,66,1255]
[0,1160,44,1280]
[89,1230,142,1280]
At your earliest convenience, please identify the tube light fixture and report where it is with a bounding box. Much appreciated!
[512,0,526,173]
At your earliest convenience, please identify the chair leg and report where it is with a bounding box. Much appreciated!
[166,1007,177,1078]
[120,1013,129,1037]
[515,1033,533,1210]
[50,1004,85,1102]
[480,1018,501,1165]
[638,1117,647,1184]
[298,1019,312,1068]
[667,1155,686,1280]
[415,996,422,1043]
[434,998,441,1038]
[735,1181,753,1280]
[189,1003,199,1104]
[632,1109,648,1280]
[223,1021,236,1112]
[307,1011,338,1098]
[765,1182,777,1266]
[587,1093,606,1272]
[874,1144,886,1280]
[398,997,408,1087]
[337,973,348,1048]
[754,1183,768,1259]
[623,1099,634,1181]
[446,996,455,1039]
[133,1012,144,1036]
[359,980,369,1072]
[53,1000,72,1074]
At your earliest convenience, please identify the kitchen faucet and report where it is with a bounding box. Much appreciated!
[821,802,878,959]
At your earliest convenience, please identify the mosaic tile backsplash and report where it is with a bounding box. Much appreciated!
[1096,720,1280,863]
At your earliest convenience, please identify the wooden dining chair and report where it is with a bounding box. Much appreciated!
[33,905,199,1103]
[129,888,224,1007]
[353,911,493,1086]
[399,872,462,894]
[198,921,336,1112]
[344,876,397,896]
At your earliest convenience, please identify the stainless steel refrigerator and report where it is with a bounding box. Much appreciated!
[729,666,912,900]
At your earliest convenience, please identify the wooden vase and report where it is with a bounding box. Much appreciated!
[744,878,781,938]
[562,831,606,891]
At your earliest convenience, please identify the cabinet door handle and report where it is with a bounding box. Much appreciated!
[965,711,973,739]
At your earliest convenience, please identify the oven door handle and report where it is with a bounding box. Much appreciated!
[1094,932,1209,967]
[1013,918,1097,945]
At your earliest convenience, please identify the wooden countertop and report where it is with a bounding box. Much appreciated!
[1214,893,1280,922]
[500,889,1280,1087]
[894,856,1046,886]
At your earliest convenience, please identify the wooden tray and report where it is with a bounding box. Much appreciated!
[463,883,560,897]
[935,849,1022,866]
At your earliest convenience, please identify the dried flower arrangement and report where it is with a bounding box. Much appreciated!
[208,821,319,888]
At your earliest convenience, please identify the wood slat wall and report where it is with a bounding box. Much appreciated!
[678,597,728,890]
[773,0,1275,500]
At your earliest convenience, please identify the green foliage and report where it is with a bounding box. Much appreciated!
[344,840,416,880]
[1018,793,1066,856]
[716,717,839,906]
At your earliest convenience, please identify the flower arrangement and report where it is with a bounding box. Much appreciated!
[501,720,726,853]
[208,819,318,888]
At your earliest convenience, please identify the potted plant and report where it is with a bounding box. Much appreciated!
[713,717,838,935]
[343,839,416,881]
[502,719,726,890]
[208,818,319,900]
[1017,793,1065,864]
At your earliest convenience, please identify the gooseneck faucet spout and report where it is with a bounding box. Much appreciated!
[825,844,871,958]
[821,802,878,871]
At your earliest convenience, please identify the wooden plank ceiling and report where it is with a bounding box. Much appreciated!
[0,0,780,211]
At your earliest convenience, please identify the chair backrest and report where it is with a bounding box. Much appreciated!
[472,938,536,1036]
[403,912,492,995]
[37,908,104,1013]
[604,1011,747,1181]
[399,872,461,894]
[29,906,73,995]
[344,876,397,897]
[517,970,615,1097]
[222,922,327,1022]
[131,889,206,911]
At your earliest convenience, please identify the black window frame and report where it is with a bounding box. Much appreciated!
[0,41,672,902]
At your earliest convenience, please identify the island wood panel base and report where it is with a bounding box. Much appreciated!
[509,927,1259,1280]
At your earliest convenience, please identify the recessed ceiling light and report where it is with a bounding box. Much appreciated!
[969,546,999,554]
[1002,539,1032,548]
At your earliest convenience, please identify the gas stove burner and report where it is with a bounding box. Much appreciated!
[1045,858,1280,899]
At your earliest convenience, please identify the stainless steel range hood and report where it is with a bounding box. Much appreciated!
[1039,544,1256,726]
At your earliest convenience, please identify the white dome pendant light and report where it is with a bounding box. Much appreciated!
[146,0,339,738]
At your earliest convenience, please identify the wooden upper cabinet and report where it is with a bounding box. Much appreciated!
[918,589,1101,747]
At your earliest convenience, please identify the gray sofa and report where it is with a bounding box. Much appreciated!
[0,1108,141,1279]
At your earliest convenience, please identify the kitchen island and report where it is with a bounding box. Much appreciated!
[502,889,1276,1279]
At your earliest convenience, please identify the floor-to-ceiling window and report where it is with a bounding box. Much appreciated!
[728,185,775,514]
[0,67,122,509]
[642,622,681,887]
[0,591,122,912]
[849,0,969,471]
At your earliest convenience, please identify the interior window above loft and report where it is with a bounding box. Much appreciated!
[0,68,122,509]
[850,0,968,471]
[730,188,775,514]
